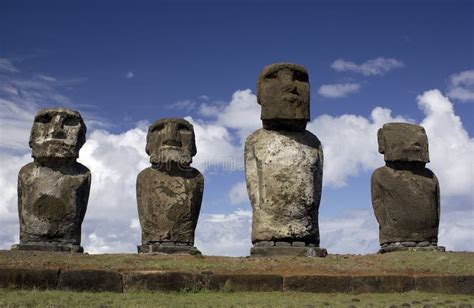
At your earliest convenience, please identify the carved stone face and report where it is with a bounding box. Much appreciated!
[146,118,196,166]
[257,63,310,131]
[30,108,86,159]
[377,123,429,163]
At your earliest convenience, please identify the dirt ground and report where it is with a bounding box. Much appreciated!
[1,250,472,276]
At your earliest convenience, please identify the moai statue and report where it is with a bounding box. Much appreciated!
[137,118,204,255]
[245,63,327,257]
[12,108,91,253]
[372,123,445,253]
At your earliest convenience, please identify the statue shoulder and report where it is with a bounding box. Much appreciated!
[18,162,36,179]
[245,129,265,147]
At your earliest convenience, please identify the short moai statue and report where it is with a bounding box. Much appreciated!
[12,108,91,253]
[372,123,445,253]
[137,118,204,255]
[245,63,327,257]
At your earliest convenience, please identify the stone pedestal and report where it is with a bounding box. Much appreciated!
[250,241,327,258]
[11,243,83,253]
[379,246,445,254]
[251,246,327,258]
[137,243,201,255]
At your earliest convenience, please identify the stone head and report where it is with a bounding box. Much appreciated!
[146,118,197,166]
[29,108,86,160]
[377,123,429,163]
[257,63,310,131]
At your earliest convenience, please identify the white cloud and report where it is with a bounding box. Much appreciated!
[186,117,242,172]
[447,69,474,102]
[318,83,360,98]
[308,107,407,187]
[417,89,474,198]
[206,89,260,143]
[126,72,134,79]
[195,209,252,256]
[228,181,248,205]
[0,58,18,73]
[331,57,404,76]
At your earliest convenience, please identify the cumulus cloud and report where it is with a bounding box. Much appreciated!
[201,89,260,143]
[331,57,404,76]
[187,116,242,172]
[308,107,407,187]
[318,83,360,98]
[126,72,134,79]
[195,209,252,256]
[417,90,474,198]
[228,181,248,205]
[447,69,474,102]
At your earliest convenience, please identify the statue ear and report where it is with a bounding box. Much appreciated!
[377,128,385,154]
[145,132,152,156]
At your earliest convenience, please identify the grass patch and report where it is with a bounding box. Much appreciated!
[0,250,472,276]
[0,289,472,307]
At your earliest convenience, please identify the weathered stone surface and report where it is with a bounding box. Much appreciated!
[123,271,205,292]
[57,269,122,292]
[13,108,90,252]
[11,243,83,253]
[137,118,203,254]
[246,63,324,255]
[372,123,441,249]
[207,274,283,292]
[352,275,415,293]
[379,245,445,254]
[0,268,59,289]
[377,123,429,163]
[251,246,327,258]
[415,275,474,295]
[284,275,352,293]
[257,63,310,131]
[137,244,201,255]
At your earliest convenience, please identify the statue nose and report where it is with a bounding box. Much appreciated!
[282,82,297,93]
[163,124,182,147]
[47,115,66,139]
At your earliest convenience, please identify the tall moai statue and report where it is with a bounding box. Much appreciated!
[372,123,445,253]
[137,118,204,255]
[12,108,91,253]
[245,63,327,257]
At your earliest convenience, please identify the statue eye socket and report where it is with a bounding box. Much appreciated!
[264,72,278,79]
[178,125,191,132]
[63,117,80,126]
[35,115,51,124]
[294,71,308,82]
[151,124,164,132]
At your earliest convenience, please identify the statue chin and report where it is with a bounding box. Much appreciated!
[32,142,79,160]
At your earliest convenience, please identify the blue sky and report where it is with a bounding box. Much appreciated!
[0,0,473,255]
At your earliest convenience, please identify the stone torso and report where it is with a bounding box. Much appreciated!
[136,167,204,245]
[371,166,440,244]
[245,128,323,243]
[18,162,91,245]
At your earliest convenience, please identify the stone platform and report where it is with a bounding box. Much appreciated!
[1,250,472,295]
[11,243,83,253]
[0,268,472,294]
